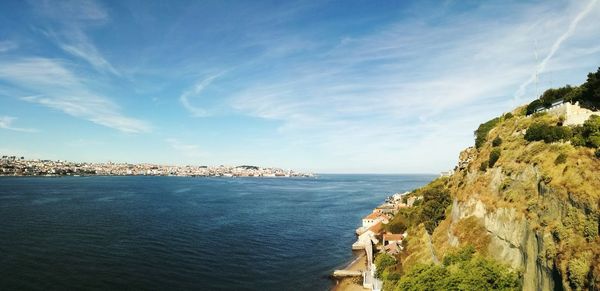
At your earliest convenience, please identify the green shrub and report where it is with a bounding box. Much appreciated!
[567,115,600,148]
[412,199,422,207]
[387,272,401,281]
[568,256,591,290]
[375,253,396,279]
[479,162,488,171]
[419,182,452,234]
[393,246,521,291]
[443,245,475,266]
[504,112,514,119]
[387,219,407,234]
[525,123,572,143]
[588,133,600,148]
[526,99,543,115]
[583,115,600,136]
[492,136,503,147]
[489,148,501,167]
[387,206,421,235]
[571,133,587,147]
[474,117,501,148]
[525,123,549,141]
[583,218,598,242]
[554,153,567,165]
[554,126,572,142]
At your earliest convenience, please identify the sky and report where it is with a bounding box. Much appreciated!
[0,0,599,173]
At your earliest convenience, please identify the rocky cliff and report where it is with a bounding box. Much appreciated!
[422,109,600,290]
[387,69,600,290]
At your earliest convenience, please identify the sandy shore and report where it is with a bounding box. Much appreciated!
[332,253,367,291]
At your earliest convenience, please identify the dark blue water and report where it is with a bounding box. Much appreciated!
[0,174,434,290]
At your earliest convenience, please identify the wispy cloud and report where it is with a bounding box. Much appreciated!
[0,116,37,133]
[0,40,18,53]
[180,72,226,117]
[225,0,600,172]
[51,28,120,75]
[1,0,598,172]
[31,0,119,75]
[166,138,206,158]
[33,0,108,21]
[0,58,150,133]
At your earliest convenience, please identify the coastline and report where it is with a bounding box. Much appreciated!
[332,190,412,291]
[332,253,367,291]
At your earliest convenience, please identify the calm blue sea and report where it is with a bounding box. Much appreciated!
[0,174,434,290]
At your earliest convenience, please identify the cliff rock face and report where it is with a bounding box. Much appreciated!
[417,110,600,290]
[449,198,555,291]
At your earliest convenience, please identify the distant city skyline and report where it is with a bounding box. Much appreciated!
[0,0,599,173]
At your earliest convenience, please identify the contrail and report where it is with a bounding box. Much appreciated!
[514,0,598,100]
[179,71,228,117]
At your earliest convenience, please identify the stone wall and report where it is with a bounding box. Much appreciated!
[535,102,598,126]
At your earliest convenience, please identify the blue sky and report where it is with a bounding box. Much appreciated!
[0,0,599,173]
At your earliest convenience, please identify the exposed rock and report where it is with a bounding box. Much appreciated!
[450,198,556,291]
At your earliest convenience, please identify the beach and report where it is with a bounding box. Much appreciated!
[332,253,367,291]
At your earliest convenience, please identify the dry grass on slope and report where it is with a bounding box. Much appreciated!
[450,110,600,214]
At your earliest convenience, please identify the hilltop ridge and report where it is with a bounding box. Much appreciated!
[377,68,600,290]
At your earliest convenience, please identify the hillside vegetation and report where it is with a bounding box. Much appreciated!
[383,68,600,290]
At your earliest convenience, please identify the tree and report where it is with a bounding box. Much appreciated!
[526,99,542,115]
[564,86,584,103]
[581,67,600,104]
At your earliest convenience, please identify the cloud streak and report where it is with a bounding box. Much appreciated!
[514,0,598,100]
[224,0,600,172]
[0,40,18,53]
[32,0,119,75]
[54,29,120,76]
[2,0,599,172]
[0,116,37,133]
[0,58,150,133]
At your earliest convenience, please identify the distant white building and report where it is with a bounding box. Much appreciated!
[529,101,599,126]
[440,170,454,177]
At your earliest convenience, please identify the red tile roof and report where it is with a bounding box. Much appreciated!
[368,222,384,234]
[363,212,381,220]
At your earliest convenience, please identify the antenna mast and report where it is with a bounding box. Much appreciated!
[534,38,539,98]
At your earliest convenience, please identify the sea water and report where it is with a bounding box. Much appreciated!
[0,174,434,290]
